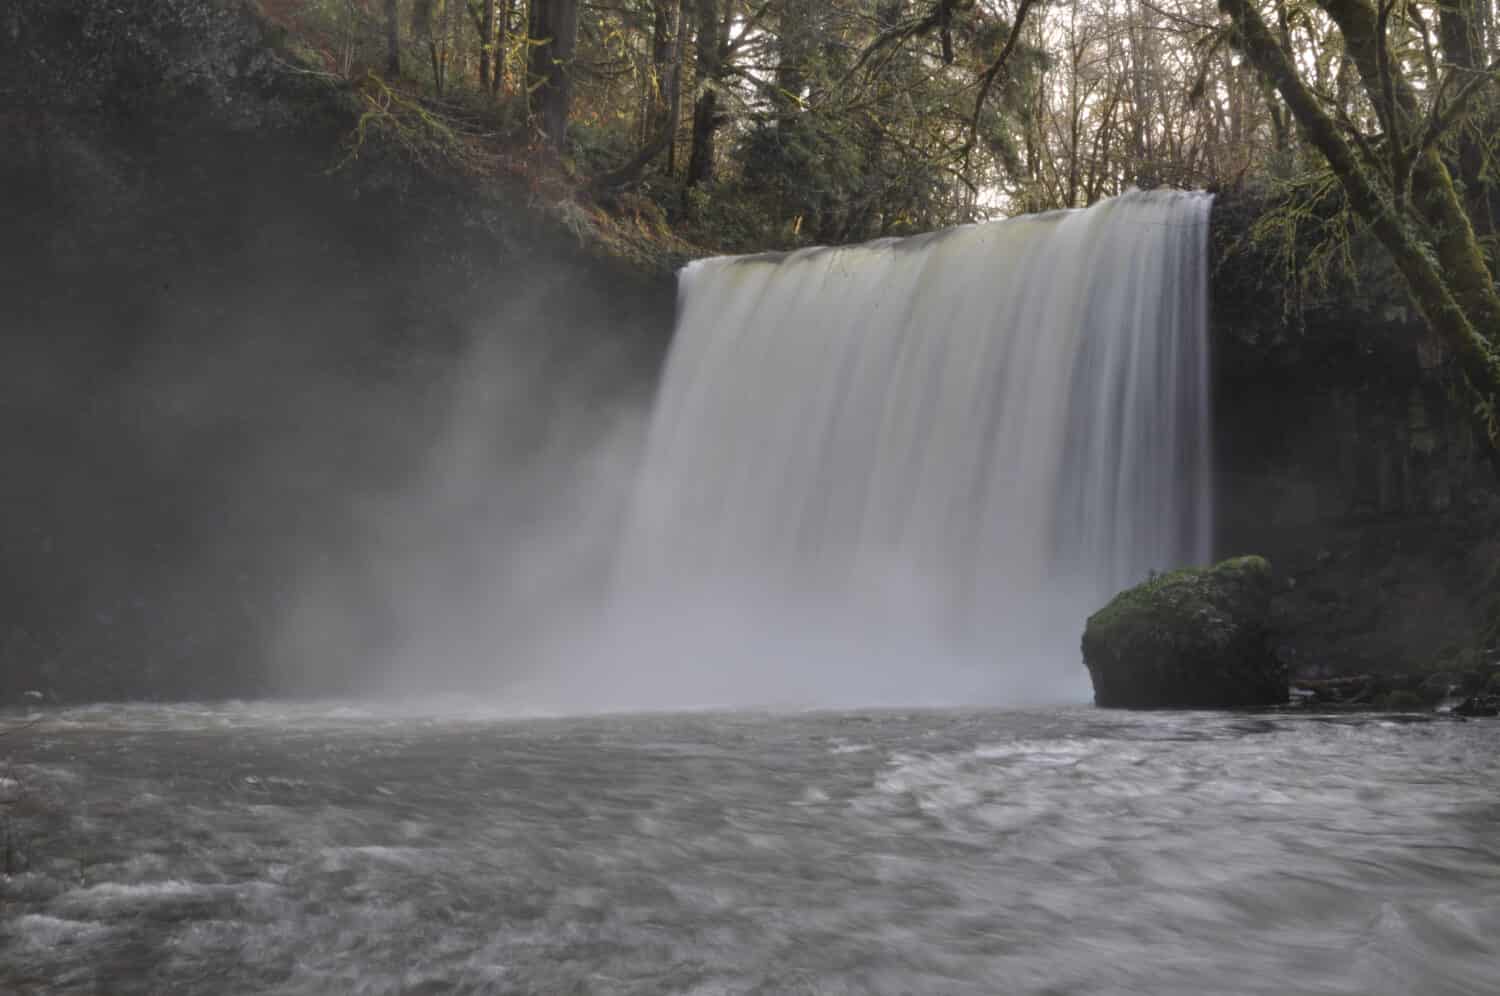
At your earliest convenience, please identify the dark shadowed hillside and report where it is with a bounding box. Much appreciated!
[1,0,674,702]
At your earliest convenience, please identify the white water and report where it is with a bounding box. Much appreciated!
[598,191,1213,706]
[7,704,1500,996]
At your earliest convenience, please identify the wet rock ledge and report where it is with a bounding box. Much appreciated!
[1084,553,1500,714]
[1289,673,1500,716]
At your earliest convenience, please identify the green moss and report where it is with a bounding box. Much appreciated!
[1210,555,1274,578]
[1087,556,1272,637]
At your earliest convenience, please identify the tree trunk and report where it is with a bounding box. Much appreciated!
[429,40,444,96]
[479,0,496,91]
[1438,0,1492,236]
[774,1,809,117]
[665,0,689,174]
[594,0,689,190]
[384,0,401,76]
[527,0,580,153]
[648,0,678,148]
[685,0,725,191]
[495,0,510,95]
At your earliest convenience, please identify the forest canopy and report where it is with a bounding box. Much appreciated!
[265,0,1494,238]
[263,1,1321,235]
[267,0,1498,432]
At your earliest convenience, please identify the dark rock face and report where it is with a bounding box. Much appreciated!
[1209,191,1500,679]
[1083,557,1288,709]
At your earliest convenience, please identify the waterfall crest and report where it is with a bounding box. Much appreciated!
[608,190,1213,706]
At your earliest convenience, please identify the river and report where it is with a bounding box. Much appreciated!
[2,704,1497,994]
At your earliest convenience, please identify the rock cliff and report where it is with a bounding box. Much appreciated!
[1209,191,1500,679]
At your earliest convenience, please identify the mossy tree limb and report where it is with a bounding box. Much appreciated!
[1315,0,1500,343]
[1219,0,1500,448]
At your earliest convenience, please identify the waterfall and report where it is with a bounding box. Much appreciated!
[604,190,1212,707]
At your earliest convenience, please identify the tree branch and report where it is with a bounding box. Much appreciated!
[723,0,776,58]
[1220,0,1500,437]
[1419,58,1500,160]
[966,0,1038,156]
[838,5,948,87]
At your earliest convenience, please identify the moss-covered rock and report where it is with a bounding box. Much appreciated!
[1082,556,1287,709]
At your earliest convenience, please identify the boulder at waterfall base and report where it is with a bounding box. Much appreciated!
[1083,556,1287,708]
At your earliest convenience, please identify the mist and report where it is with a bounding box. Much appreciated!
[5,96,1206,714]
[260,281,1088,713]
[262,194,1210,716]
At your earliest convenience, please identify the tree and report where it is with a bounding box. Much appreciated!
[1437,0,1495,236]
[412,0,462,96]
[477,0,497,92]
[385,0,402,76]
[593,0,691,190]
[528,0,581,152]
[1219,0,1500,445]
[685,0,731,191]
[649,0,684,145]
[326,0,1497,281]
[495,0,513,95]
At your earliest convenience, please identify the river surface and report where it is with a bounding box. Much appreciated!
[2,703,1498,995]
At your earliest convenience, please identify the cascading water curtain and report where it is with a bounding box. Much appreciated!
[606,190,1213,705]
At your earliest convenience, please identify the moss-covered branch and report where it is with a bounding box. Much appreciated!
[1219,0,1500,446]
[1317,0,1500,342]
